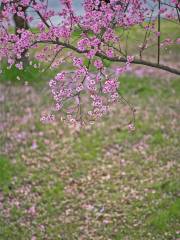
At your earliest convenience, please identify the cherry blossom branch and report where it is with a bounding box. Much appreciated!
[32,40,180,75]
[31,0,50,28]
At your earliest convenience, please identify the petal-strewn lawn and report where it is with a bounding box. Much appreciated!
[0,67,179,239]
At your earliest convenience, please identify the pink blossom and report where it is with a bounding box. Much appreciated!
[94,59,103,69]
[28,205,36,216]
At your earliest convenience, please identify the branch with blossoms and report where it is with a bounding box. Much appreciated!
[0,0,180,127]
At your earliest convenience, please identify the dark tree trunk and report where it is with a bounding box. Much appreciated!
[1,2,30,67]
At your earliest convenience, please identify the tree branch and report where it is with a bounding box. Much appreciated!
[157,0,161,64]
[32,40,180,75]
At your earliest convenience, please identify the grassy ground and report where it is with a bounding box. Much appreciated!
[0,59,180,240]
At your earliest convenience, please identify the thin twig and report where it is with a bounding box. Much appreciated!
[157,0,161,64]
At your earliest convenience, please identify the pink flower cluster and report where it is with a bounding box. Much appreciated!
[47,61,120,125]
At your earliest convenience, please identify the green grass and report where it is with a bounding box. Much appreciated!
[0,155,14,191]
[148,199,180,233]
[0,155,25,193]
[42,181,64,202]
[72,130,105,161]
[0,60,59,89]
[0,61,39,85]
